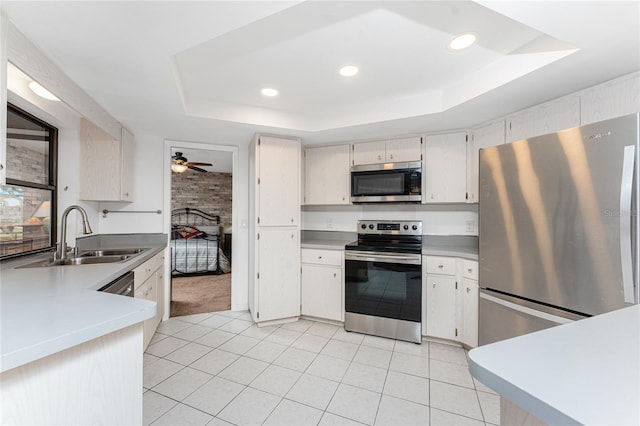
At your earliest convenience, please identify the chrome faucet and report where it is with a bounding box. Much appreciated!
[56,205,93,261]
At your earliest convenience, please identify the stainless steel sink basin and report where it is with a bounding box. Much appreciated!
[77,248,145,257]
[17,248,146,268]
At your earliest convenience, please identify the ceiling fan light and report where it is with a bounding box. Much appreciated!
[449,33,477,51]
[171,163,188,173]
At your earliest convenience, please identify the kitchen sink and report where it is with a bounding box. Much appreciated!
[17,248,147,268]
[77,248,146,257]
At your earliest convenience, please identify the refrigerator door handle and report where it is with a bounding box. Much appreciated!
[620,145,635,303]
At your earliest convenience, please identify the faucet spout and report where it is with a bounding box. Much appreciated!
[56,205,93,261]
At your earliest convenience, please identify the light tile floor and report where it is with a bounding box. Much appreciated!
[144,311,500,426]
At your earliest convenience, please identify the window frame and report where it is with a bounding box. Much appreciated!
[2,102,58,259]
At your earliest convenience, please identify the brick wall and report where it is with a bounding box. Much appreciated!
[171,171,232,232]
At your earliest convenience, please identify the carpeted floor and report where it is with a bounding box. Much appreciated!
[170,273,231,317]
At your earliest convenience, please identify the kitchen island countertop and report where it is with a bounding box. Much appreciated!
[468,304,640,426]
[0,233,167,373]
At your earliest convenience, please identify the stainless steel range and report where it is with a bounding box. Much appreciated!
[344,220,423,344]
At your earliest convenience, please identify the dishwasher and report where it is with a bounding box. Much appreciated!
[97,271,135,297]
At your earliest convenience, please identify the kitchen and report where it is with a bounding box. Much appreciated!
[1,1,639,425]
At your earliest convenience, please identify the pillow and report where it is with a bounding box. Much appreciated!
[197,225,219,236]
[179,226,203,239]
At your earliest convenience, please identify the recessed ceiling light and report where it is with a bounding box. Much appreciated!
[339,65,359,77]
[449,33,477,51]
[28,81,60,101]
[261,87,278,97]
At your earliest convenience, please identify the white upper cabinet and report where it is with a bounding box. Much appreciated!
[385,136,423,163]
[467,121,505,204]
[256,135,300,226]
[352,140,386,165]
[120,127,134,202]
[506,95,581,143]
[581,73,640,125]
[423,132,467,203]
[352,136,422,166]
[304,144,350,205]
[79,118,134,202]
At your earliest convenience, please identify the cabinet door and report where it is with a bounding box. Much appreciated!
[304,145,350,205]
[120,127,134,202]
[352,140,385,165]
[460,278,479,348]
[581,73,640,125]
[155,266,164,322]
[79,118,122,201]
[426,275,457,340]
[507,96,580,143]
[467,121,505,203]
[301,264,342,321]
[257,227,300,322]
[423,133,466,203]
[385,136,422,163]
[257,136,300,226]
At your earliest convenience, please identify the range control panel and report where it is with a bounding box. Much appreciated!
[357,220,422,236]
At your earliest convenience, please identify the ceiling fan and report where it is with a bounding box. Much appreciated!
[171,152,212,173]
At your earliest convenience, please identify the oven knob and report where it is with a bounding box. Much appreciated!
[403,225,409,230]
[412,225,418,230]
[369,224,374,229]
[361,224,367,229]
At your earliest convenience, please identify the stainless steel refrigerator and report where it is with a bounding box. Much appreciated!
[478,113,639,345]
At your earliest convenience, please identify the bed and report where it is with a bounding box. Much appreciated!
[170,208,230,276]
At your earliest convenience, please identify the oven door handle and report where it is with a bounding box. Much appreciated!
[345,251,422,265]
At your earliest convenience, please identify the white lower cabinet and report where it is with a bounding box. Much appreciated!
[301,248,343,322]
[426,268,458,341]
[424,255,479,348]
[460,278,479,348]
[134,252,164,349]
[255,227,301,323]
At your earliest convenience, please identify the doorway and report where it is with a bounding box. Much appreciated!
[167,145,234,318]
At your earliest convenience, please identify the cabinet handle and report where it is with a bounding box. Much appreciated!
[468,268,473,273]
[378,155,382,160]
[433,283,436,288]
[466,288,471,293]
[318,256,322,259]
[291,218,294,222]
[334,273,337,278]
[438,264,444,269]
[389,154,393,160]
[124,192,129,197]
[0,163,3,170]
[291,234,294,238]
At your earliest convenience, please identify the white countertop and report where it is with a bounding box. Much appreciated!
[468,304,640,426]
[0,234,166,373]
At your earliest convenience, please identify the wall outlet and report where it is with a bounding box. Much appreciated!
[465,220,475,232]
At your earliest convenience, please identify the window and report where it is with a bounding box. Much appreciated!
[1,104,57,258]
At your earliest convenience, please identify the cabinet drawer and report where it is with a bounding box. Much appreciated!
[426,256,457,275]
[462,260,478,280]
[134,252,164,288]
[301,249,342,266]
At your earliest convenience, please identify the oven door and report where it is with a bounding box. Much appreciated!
[344,251,422,322]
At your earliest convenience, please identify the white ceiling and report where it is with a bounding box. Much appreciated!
[2,1,639,144]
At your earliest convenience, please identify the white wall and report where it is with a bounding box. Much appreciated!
[302,204,478,235]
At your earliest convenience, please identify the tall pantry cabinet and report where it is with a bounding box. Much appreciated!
[249,135,301,325]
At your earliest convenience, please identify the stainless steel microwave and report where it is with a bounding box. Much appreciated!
[350,161,422,203]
